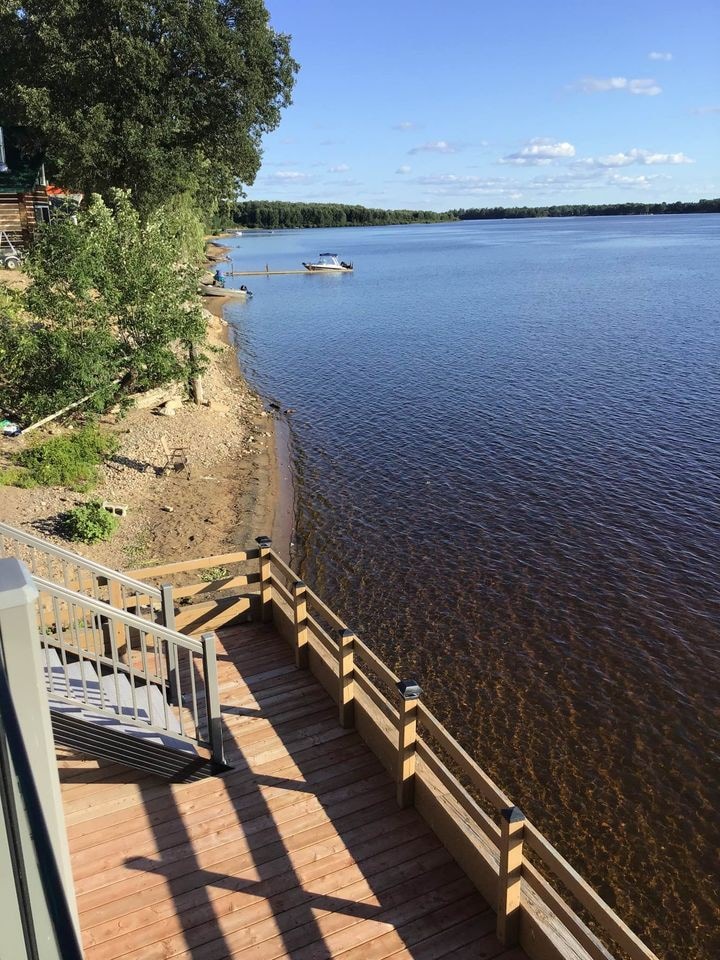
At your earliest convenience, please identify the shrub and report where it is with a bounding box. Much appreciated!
[63,501,119,544]
[0,467,37,488]
[200,566,229,582]
[14,425,118,491]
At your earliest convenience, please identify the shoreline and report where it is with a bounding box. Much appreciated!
[0,251,289,573]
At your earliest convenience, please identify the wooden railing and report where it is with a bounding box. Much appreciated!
[259,539,660,960]
[130,536,660,960]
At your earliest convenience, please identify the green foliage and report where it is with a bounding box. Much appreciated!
[0,467,37,489]
[200,566,230,582]
[8,425,119,491]
[0,1,298,212]
[1,192,208,421]
[63,501,119,544]
[451,199,720,220]
[234,201,455,229]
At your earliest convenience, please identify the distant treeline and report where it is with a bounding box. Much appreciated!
[233,197,720,229]
[233,201,454,228]
[451,199,720,220]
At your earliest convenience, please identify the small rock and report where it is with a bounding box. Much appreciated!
[160,407,176,417]
[161,505,174,513]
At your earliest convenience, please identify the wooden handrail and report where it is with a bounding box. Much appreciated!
[270,575,293,607]
[354,669,399,723]
[417,701,512,810]
[416,738,500,843]
[305,585,349,633]
[129,550,257,580]
[524,823,660,960]
[306,613,339,656]
[166,541,661,960]
[354,636,400,689]
[267,549,298,585]
[523,861,615,960]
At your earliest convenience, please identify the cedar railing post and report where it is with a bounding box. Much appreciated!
[338,629,355,728]
[497,805,525,946]
[292,580,309,668]
[396,678,422,808]
[255,536,272,623]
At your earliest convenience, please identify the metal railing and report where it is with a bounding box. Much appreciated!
[0,521,172,627]
[34,576,224,765]
[0,647,84,960]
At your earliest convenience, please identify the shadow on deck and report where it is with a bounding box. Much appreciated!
[59,621,527,960]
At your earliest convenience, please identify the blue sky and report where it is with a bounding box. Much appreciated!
[248,0,720,210]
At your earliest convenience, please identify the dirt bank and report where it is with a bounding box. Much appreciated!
[0,281,282,573]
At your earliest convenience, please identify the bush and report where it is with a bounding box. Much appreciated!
[12,425,118,491]
[63,501,119,543]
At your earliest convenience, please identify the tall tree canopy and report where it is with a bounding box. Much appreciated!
[0,0,298,211]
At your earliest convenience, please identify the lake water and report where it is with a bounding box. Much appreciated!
[223,216,720,960]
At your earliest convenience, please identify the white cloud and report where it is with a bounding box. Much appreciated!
[260,171,311,183]
[501,138,576,166]
[575,76,662,96]
[580,148,694,168]
[328,163,350,173]
[649,51,672,61]
[607,173,661,189]
[691,105,720,115]
[413,174,525,197]
[408,140,461,155]
[396,164,412,174]
[393,121,417,130]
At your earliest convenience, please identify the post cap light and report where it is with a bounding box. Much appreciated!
[397,679,422,700]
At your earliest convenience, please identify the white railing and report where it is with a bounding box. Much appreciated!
[34,576,223,764]
[0,521,172,627]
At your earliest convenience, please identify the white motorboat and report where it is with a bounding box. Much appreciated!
[199,283,252,299]
[302,253,353,272]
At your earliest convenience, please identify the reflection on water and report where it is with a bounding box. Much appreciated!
[227,216,720,960]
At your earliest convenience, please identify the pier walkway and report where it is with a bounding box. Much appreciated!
[60,621,524,960]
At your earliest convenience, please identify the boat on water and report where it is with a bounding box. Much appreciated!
[302,253,353,272]
[199,283,252,299]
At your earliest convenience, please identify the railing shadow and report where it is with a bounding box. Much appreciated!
[66,621,501,959]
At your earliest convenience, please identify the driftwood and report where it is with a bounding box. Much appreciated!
[22,379,122,434]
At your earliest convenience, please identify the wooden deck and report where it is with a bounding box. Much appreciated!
[59,621,528,960]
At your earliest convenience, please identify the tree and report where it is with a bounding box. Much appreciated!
[0,1,298,212]
[0,190,207,421]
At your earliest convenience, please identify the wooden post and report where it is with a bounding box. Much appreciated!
[338,629,355,729]
[255,536,272,623]
[107,579,126,655]
[292,580,309,669]
[396,679,422,808]
[497,806,525,946]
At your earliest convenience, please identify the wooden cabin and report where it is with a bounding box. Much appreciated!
[0,125,51,249]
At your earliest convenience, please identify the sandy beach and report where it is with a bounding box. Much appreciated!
[0,253,286,573]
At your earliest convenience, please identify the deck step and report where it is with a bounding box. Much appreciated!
[41,645,216,779]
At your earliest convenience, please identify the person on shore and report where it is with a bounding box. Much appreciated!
[213,268,225,288]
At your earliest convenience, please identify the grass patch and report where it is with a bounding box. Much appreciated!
[63,501,119,544]
[200,565,229,582]
[1,425,118,491]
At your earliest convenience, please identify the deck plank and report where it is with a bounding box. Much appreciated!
[60,620,527,960]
